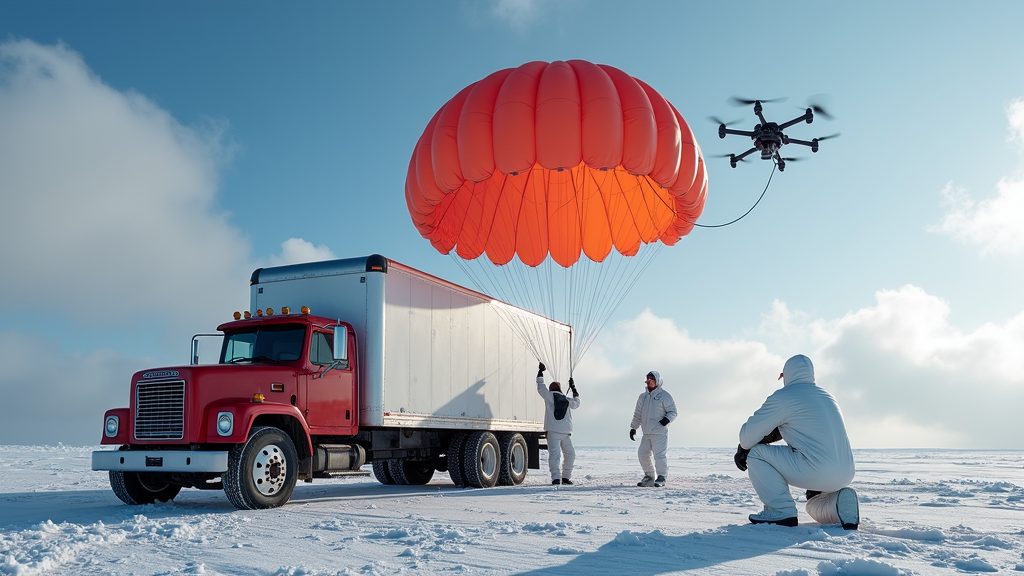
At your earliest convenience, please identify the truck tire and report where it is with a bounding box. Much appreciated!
[372,460,396,485]
[446,432,468,487]
[109,471,181,505]
[224,426,298,509]
[497,432,529,486]
[461,431,500,488]
[388,459,435,485]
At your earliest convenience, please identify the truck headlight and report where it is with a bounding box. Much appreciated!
[217,411,234,436]
[104,415,119,437]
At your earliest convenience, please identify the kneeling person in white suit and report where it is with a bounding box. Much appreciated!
[735,354,859,529]
[536,362,581,485]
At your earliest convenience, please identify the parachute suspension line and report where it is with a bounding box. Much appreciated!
[568,243,663,370]
[453,255,565,378]
[692,162,777,228]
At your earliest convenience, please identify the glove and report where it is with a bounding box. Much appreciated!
[629,428,636,441]
[758,427,782,445]
[537,362,546,378]
[659,417,670,427]
[568,378,578,397]
[734,444,750,472]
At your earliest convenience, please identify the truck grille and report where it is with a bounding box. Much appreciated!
[135,380,186,440]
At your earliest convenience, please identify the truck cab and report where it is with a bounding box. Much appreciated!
[94,311,363,509]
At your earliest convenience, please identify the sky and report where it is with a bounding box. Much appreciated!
[1,1,1023,449]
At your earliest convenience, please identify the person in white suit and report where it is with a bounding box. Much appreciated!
[536,362,580,485]
[629,371,677,487]
[735,354,859,529]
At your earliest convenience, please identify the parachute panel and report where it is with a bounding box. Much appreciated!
[536,61,582,171]
[493,61,547,175]
[458,68,513,183]
[570,59,623,171]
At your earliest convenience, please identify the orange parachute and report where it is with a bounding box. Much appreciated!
[405,60,707,377]
[405,60,707,268]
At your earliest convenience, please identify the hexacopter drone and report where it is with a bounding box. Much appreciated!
[713,97,839,172]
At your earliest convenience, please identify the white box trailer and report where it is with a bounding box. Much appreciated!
[250,254,563,432]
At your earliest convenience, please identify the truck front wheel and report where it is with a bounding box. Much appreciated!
[109,471,181,505]
[224,426,298,509]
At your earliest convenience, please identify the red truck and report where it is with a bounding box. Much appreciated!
[92,255,569,509]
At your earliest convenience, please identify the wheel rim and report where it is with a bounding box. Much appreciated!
[137,474,169,494]
[480,442,497,479]
[252,443,287,496]
[510,442,526,476]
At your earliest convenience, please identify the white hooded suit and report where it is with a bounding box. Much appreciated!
[740,355,855,517]
[537,377,581,480]
[630,371,677,478]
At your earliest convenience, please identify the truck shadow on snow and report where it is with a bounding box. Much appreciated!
[513,523,824,576]
[0,488,236,528]
[289,478,575,503]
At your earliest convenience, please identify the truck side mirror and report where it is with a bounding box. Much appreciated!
[333,326,348,363]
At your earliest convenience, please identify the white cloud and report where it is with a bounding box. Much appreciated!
[489,0,541,29]
[573,285,1024,449]
[0,40,252,333]
[931,100,1024,255]
[0,330,154,445]
[268,238,337,267]
[0,41,347,446]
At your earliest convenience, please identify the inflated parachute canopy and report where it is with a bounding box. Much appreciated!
[405,60,708,268]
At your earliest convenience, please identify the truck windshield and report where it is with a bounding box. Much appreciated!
[221,325,306,364]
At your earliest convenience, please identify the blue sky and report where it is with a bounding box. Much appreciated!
[2,1,1023,448]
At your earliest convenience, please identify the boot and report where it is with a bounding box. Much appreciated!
[748,507,798,527]
[551,479,561,485]
[836,487,859,530]
[653,475,666,487]
[636,475,655,487]
[561,478,573,485]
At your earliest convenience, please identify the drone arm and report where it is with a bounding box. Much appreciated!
[784,137,819,152]
[733,147,758,161]
[721,128,756,138]
[778,110,813,130]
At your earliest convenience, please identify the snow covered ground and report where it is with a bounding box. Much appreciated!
[2,446,1023,575]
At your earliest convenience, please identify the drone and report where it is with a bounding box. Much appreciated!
[712,97,839,172]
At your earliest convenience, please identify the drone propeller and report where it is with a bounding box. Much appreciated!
[712,153,748,161]
[708,116,742,127]
[729,96,787,107]
[805,94,835,120]
[813,133,841,142]
[779,156,805,163]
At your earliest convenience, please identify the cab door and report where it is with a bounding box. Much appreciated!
[304,329,357,435]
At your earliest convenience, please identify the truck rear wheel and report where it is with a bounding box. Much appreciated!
[388,459,435,485]
[497,432,528,486]
[109,471,181,505]
[447,432,468,487]
[224,426,298,509]
[372,460,396,485]
[462,431,499,488]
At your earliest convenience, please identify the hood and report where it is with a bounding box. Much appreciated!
[646,370,664,390]
[782,354,815,386]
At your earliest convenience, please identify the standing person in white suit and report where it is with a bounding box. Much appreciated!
[629,371,677,488]
[536,362,580,485]
[735,354,859,529]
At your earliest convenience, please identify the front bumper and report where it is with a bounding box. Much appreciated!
[92,449,228,473]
